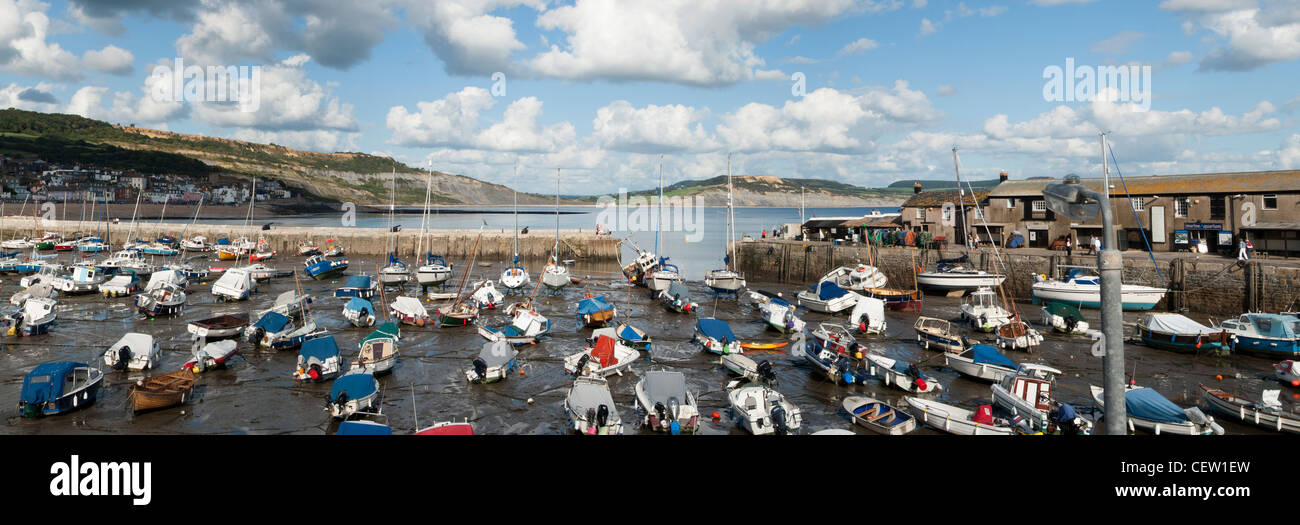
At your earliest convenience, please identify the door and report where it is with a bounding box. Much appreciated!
[1150,206,1166,243]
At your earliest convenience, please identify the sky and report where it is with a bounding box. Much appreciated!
[0,0,1297,195]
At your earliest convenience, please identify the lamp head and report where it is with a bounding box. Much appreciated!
[1042,174,1101,221]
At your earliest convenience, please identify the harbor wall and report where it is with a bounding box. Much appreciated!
[0,218,622,262]
[735,239,1300,316]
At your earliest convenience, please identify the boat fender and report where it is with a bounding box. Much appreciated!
[669,420,681,435]
[842,371,855,384]
[914,378,928,391]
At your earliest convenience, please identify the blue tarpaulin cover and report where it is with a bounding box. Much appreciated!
[971,344,1018,369]
[20,362,82,405]
[618,325,646,342]
[330,372,377,401]
[814,281,850,300]
[342,275,372,289]
[300,336,340,361]
[1125,388,1189,424]
[1056,403,1077,422]
[252,312,291,333]
[696,318,737,342]
[336,421,392,435]
[577,295,613,315]
[756,290,791,307]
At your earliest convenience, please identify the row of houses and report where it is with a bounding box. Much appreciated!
[0,157,292,205]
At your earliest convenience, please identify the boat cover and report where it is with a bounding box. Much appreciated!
[342,275,372,289]
[197,340,238,360]
[569,378,615,411]
[274,291,306,307]
[1056,403,1077,423]
[1045,301,1083,320]
[576,295,613,315]
[971,344,1017,369]
[477,339,517,368]
[253,312,292,333]
[330,372,377,401]
[336,420,392,435]
[1243,314,1300,339]
[392,296,427,316]
[300,336,340,362]
[618,324,648,343]
[696,318,737,342]
[345,297,374,316]
[813,281,850,300]
[591,335,619,368]
[755,290,792,307]
[666,282,690,300]
[973,405,995,425]
[937,255,969,265]
[1141,313,1215,335]
[642,371,687,405]
[21,362,85,404]
[1121,388,1189,424]
[362,322,401,345]
[109,333,153,356]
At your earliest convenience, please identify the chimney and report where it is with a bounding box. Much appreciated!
[999,171,1009,182]
[913,183,923,194]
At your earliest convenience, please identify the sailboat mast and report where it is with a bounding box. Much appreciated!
[555,168,560,262]
[389,168,395,257]
[727,154,734,270]
[512,164,519,263]
[951,147,971,251]
[656,155,663,256]
[417,161,432,263]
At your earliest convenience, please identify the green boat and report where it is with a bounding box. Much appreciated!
[34,241,54,251]
[1041,302,1089,334]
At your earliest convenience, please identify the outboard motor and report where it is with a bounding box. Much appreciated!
[596,404,609,428]
[1065,315,1079,332]
[308,363,322,380]
[771,405,789,436]
[586,407,597,429]
[245,326,265,345]
[334,391,349,408]
[653,402,667,425]
[572,354,590,377]
[756,360,776,384]
[472,357,488,381]
[111,346,130,371]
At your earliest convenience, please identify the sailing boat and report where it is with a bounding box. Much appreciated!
[217,179,257,260]
[1,195,33,249]
[704,154,745,294]
[540,168,569,291]
[645,156,681,293]
[415,162,453,289]
[433,223,485,327]
[499,165,530,291]
[915,154,1005,291]
[379,168,411,286]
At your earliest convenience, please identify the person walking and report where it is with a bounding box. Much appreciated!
[1065,235,1073,257]
[1239,237,1250,261]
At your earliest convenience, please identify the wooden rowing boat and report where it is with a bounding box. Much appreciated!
[129,368,195,413]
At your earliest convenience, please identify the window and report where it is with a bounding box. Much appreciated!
[917,208,926,221]
[1032,200,1046,212]
[975,206,985,220]
[1264,194,1278,210]
[1210,196,1225,220]
[941,206,953,223]
[1131,197,1145,212]
[1007,198,1016,209]
[1174,197,1188,217]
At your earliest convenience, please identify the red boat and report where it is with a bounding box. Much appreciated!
[415,421,474,435]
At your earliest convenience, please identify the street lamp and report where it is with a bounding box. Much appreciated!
[1043,173,1127,436]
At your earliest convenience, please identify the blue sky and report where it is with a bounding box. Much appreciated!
[1,0,1297,194]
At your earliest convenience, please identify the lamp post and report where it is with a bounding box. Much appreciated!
[1043,172,1126,435]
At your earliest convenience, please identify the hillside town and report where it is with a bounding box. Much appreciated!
[0,156,292,206]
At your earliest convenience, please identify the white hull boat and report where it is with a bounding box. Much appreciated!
[797,281,859,314]
[565,376,623,435]
[1201,385,1300,434]
[1090,385,1223,435]
[849,296,887,334]
[820,264,887,291]
[102,333,160,371]
[864,353,942,393]
[635,370,700,434]
[728,384,801,435]
[905,397,1014,435]
[564,335,638,378]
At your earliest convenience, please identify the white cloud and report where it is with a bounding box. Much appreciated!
[1028,0,1094,5]
[190,54,358,132]
[82,45,134,75]
[402,0,537,76]
[592,101,716,153]
[0,0,82,80]
[1163,2,1300,71]
[837,37,879,57]
[0,81,58,111]
[1092,30,1147,54]
[1159,0,1255,12]
[919,18,939,36]
[476,97,576,152]
[387,86,495,148]
[1278,134,1300,168]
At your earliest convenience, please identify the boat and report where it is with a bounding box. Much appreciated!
[704,155,746,295]
[144,268,187,292]
[295,336,343,382]
[470,279,504,309]
[819,264,887,291]
[810,323,860,358]
[19,263,62,288]
[1090,384,1224,435]
[246,310,321,350]
[335,275,378,299]
[466,339,518,384]
[2,297,57,336]
[499,171,530,291]
[180,236,210,252]
[248,248,275,262]
[590,323,654,353]
[863,353,942,393]
[576,294,617,328]
[354,322,400,375]
[324,244,345,257]
[414,421,475,435]
[720,354,776,386]
[336,415,393,436]
[1200,385,1300,434]
[634,370,700,434]
[658,281,697,314]
[945,344,1019,382]
[1031,266,1167,311]
[959,287,1012,332]
[849,296,887,334]
[102,333,160,371]
[1219,313,1300,357]
[128,369,195,413]
[187,315,248,340]
[50,265,105,295]
[565,376,623,435]
[11,282,57,307]
[99,270,142,298]
[1137,313,1231,354]
[342,297,377,327]
[694,317,742,355]
[98,250,155,276]
[417,254,454,289]
[563,334,638,378]
[17,362,104,417]
[842,396,916,435]
[728,383,801,435]
[435,301,479,327]
[620,238,657,287]
[211,267,255,301]
[990,364,1091,434]
[1040,302,1090,334]
[328,371,380,418]
[537,169,570,292]
[163,261,209,281]
[792,331,859,384]
[904,397,1015,435]
[183,340,239,373]
[242,263,284,282]
[1275,360,1300,386]
[304,255,348,280]
[379,253,410,287]
[915,255,1006,291]
[480,306,550,345]
[913,316,967,353]
[748,290,805,334]
[645,258,682,293]
[388,296,429,326]
[797,281,860,314]
[861,287,923,312]
[135,281,186,316]
[297,241,321,256]
[995,320,1043,352]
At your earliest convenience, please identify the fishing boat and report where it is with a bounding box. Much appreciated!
[243,263,284,282]
[796,281,859,314]
[135,281,186,317]
[863,353,942,393]
[990,364,1087,433]
[811,323,860,358]
[959,287,1013,332]
[995,321,1043,352]
[328,371,380,419]
[99,250,155,275]
[342,297,377,327]
[748,290,805,334]
[99,270,142,297]
[480,307,550,345]
[728,384,801,435]
[563,334,638,378]
[565,376,623,435]
[945,344,1019,382]
[470,279,504,309]
[187,315,248,340]
[1090,384,1224,435]
[793,332,860,384]
[335,275,378,299]
[819,264,887,291]
[11,282,56,307]
[102,333,160,371]
[1219,313,1300,357]
[915,255,1006,291]
[183,340,239,373]
[137,243,178,256]
[1040,302,1090,334]
[297,241,322,257]
[1200,385,1300,434]
[211,267,255,301]
[635,370,700,434]
[248,248,276,262]
[304,255,348,280]
[163,261,209,281]
[721,354,776,386]
[914,316,967,353]
[658,281,697,314]
[295,336,342,382]
[1032,266,1167,310]
[50,265,105,295]
[2,297,57,336]
[390,296,429,326]
[842,396,916,435]
[694,317,742,355]
[18,362,104,417]
[904,397,1015,436]
[576,294,617,328]
[1137,313,1231,354]
[324,244,345,257]
[466,339,518,384]
[849,296,887,334]
[620,238,657,287]
[704,154,746,295]
[128,369,195,413]
[354,322,400,375]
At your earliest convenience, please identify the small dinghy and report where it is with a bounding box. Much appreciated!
[564,376,623,435]
[102,333,161,371]
[187,314,248,340]
[480,306,550,345]
[295,336,342,383]
[354,322,400,375]
[914,316,966,353]
[820,264,887,291]
[342,297,377,327]
[128,369,195,413]
[797,280,860,314]
[211,267,255,301]
[1137,313,1231,355]
[2,297,57,336]
[995,320,1043,352]
[575,294,617,328]
[335,275,378,299]
[328,371,380,419]
[390,296,429,326]
[728,383,801,435]
[135,281,186,317]
[1090,384,1224,435]
[635,370,700,434]
[849,296,887,334]
[19,264,62,288]
[721,354,776,386]
[747,290,805,334]
[183,340,239,373]
[793,331,859,384]
[466,339,518,384]
[1040,302,1089,334]
[470,280,504,309]
[99,271,142,297]
[864,353,942,393]
[435,301,479,327]
[694,317,742,355]
[1201,385,1300,434]
[658,281,697,314]
[811,323,860,358]
[842,396,916,435]
[564,334,638,378]
[959,287,1012,332]
[905,398,1015,435]
[18,362,104,417]
[945,344,1019,382]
